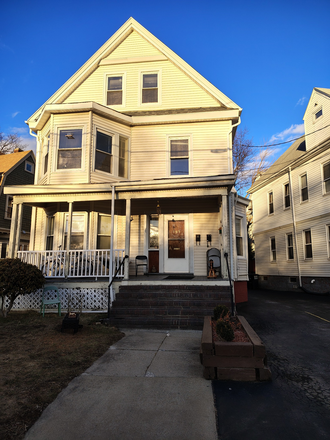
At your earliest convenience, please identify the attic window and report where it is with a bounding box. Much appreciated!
[107,76,123,106]
[142,73,158,103]
[315,108,323,120]
[25,161,34,174]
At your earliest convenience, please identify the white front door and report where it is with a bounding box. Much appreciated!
[164,214,189,273]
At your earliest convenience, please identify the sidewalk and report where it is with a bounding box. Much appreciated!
[24,329,217,440]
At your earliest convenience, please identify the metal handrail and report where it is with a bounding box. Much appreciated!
[107,255,129,318]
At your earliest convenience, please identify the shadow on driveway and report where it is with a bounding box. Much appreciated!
[212,289,330,440]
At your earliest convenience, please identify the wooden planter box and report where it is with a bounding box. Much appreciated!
[200,316,271,381]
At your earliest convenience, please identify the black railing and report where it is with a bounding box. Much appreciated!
[224,252,235,316]
[108,255,129,318]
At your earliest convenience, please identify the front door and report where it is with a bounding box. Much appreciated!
[164,214,189,273]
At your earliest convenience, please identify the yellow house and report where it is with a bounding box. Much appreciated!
[5,18,249,323]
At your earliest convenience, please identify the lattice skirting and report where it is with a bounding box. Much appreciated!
[7,288,109,312]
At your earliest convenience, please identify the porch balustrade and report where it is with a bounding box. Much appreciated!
[17,249,125,279]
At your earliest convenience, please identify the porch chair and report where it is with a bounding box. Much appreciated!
[40,285,61,317]
[206,248,221,278]
[135,255,148,277]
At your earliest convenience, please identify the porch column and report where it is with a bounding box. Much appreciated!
[221,195,229,278]
[14,203,24,256]
[124,198,131,280]
[7,202,18,258]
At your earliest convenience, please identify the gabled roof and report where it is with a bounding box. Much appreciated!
[26,17,241,126]
[0,150,33,173]
[248,136,306,193]
[303,87,330,120]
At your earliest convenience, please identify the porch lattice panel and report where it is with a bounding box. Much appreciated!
[6,288,109,312]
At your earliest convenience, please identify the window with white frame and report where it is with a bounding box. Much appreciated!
[57,129,82,169]
[46,216,55,250]
[284,183,290,208]
[304,229,313,259]
[323,162,330,194]
[301,173,308,202]
[268,191,274,214]
[142,73,158,103]
[270,237,276,262]
[327,225,330,258]
[236,217,243,256]
[95,130,112,173]
[107,76,123,106]
[25,160,34,174]
[314,107,323,121]
[170,138,189,176]
[5,195,13,219]
[64,214,85,250]
[97,214,111,249]
[118,136,128,178]
[287,233,294,260]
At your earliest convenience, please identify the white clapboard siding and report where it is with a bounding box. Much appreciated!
[305,91,330,151]
[130,121,230,181]
[193,212,220,276]
[63,31,219,111]
[48,113,91,185]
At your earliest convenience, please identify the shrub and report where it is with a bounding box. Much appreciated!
[0,259,45,317]
[216,319,234,342]
[213,304,229,321]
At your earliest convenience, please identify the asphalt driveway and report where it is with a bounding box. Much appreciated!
[213,288,330,440]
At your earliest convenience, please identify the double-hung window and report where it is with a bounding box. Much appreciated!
[95,130,112,173]
[118,136,128,178]
[107,76,123,106]
[301,173,308,202]
[287,233,294,260]
[46,216,55,250]
[327,225,330,259]
[284,183,290,208]
[304,229,313,259]
[270,237,276,262]
[268,191,274,214]
[170,139,189,176]
[58,129,82,169]
[64,214,85,250]
[236,217,243,256]
[97,214,111,249]
[323,162,330,194]
[142,73,158,103]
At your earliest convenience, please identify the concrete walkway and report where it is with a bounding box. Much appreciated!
[24,329,217,440]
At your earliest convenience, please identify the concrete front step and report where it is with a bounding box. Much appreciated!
[109,284,232,330]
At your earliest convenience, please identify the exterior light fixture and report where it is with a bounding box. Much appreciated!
[156,201,161,215]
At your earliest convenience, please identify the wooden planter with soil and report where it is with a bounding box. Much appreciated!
[200,315,272,381]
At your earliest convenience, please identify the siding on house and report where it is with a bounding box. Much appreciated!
[304,89,330,151]
[64,31,220,111]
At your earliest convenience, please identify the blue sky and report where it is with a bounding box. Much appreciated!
[1,0,329,164]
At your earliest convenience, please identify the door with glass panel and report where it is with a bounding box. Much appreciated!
[164,214,189,272]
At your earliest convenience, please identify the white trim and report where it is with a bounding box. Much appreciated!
[93,126,115,176]
[322,160,330,195]
[25,160,34,174]
[104,72,126,108]
[268,190,274,215]
[166,134,193,178]
[303,228,313,260]
[313,105,323,123]
[139,69,162,106]
[54,124,86,172]
[63,212,88,250]
[299,172,309,203]
[286,232,294,261]
[326,224,330,259]
[283,182,290,210]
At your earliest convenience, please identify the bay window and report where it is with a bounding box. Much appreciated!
[57,129,82,169]
[95,130,112,173]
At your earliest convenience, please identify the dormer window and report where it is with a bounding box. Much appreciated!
[57,129,82,169]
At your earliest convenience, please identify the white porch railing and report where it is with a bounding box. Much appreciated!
[17,249,125,279]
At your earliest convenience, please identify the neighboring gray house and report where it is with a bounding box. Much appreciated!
[0,149,35,258]
[248,88,330,293]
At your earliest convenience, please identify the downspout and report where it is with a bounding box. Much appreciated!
[227,117,241,174]
[288,167,302,288]
[108,185,115,316]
